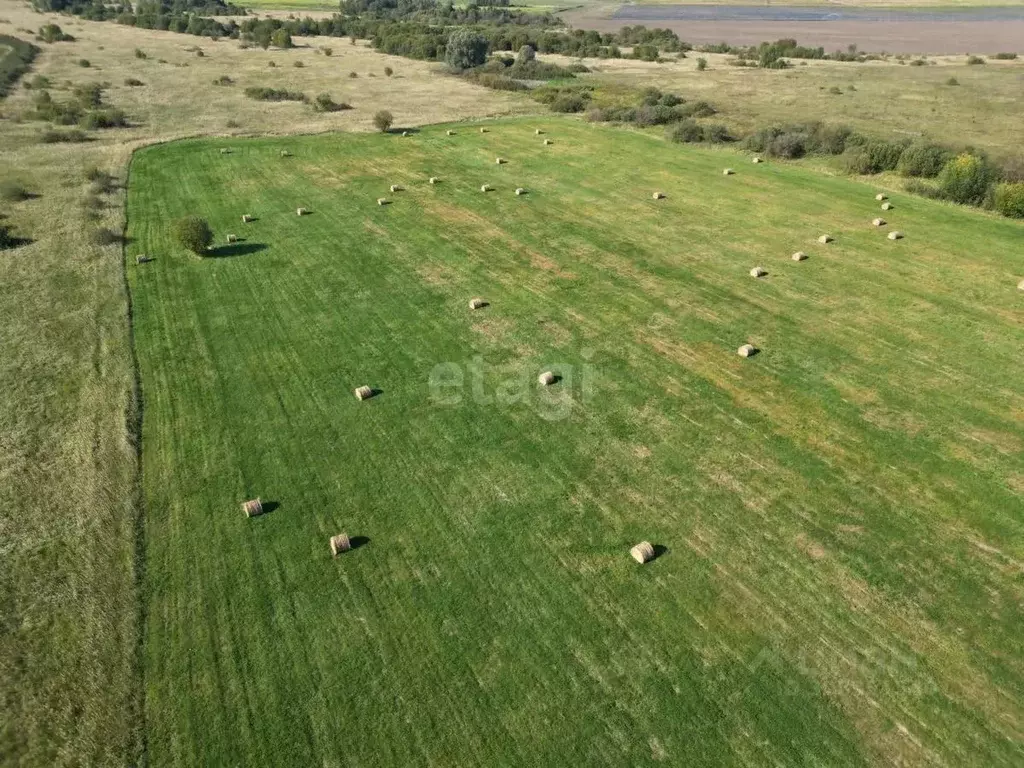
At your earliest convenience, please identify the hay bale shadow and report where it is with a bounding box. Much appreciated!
[393,127,421,135]
[208,242,268,258]
[349,535,370,550]
[364,388,383,399]
[262,501,280,515]
[651,544,668,561]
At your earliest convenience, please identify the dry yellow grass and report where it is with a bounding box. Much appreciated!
[550,51,1024,160]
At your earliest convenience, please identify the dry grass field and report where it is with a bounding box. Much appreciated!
[554,52,1024,161]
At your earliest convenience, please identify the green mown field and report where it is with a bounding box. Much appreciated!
[127,118,1023,766]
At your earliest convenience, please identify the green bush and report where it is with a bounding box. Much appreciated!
[993,52,1018,60]
[312,93,351,112]
[703,124,731,143]
[124,77,144,87]
[373,109,393,132]
[946,77,959,86]
[134,48,147,59]
[81,108,128,130]
[937,153,995,206]
[468,73,527,92]
[384,66,393,77]
[550,94,587,113]
[992,182,1024,218]
[445,28,488,71]
[174,216,213,255]
[244,86,306,102]
[668,120,703,143]
[271,29,293,49]
[896,142,952,178]
[696,57,707,71]
[38,24,73,43]
[40,128,88,143]
[676,100,715,119]
[0,180,30,201]
[966,55,985,65]
[77,58,91,68]
[213,75,233,85]
[842,140,906,174]
[293,61,304,68]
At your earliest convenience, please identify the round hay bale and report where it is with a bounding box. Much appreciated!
[538,371,556,386]
[280,150,291,157]
[242,498,263,518]
[428,177,438,185]
[752,157,762,164]
[354,385,373,400]
[1018,279,1024,291]
[480,184,491,192]
[737,344,757,358]
[652,191,664,200]
[872,218,886,227]
[792,251,807,261]
[875,193,887,201]
[135,254,148,265]
[469,297,487,310]
[881,202,893,211]
[390,184,400,193]
[220,148,231,154]
[330,533,351,556]
[543,139,552,145]
[377,198,387,206]
[630,541,655,564]
[535,129,543,135]
[515,188,526,196]
[887,231,904,240]
[226,233,237,243]
[723,168,735,175]
[818,234,833,244]
[402,130,408,137]
[495,157,504,165]
[750,266,766,278]
[296,207,308,216]
[480,127,488,133]
[241,214,252,223]
[446,129,454,136]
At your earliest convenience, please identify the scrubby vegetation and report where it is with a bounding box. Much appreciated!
[0,33,40,98]
[312,92,351,112]
[244,86,306,102]
[27,83,129,131]
[372,109,393,132]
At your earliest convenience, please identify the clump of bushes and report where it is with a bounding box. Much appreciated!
[937,153,995,206]
[744,122,855,160]
[40,128,89,143]
[213,75,234,85]
[966,55,985,65]
[533,83,593,114]
[993,182,1024,218]
[124,77,144,87]
[373,109,393,132]
[992,52,1018,60]
[312,93,351,112]
[37,24,74,43]
[896,142,952,178]
[946,77,959,86]
[174,216,213,255]
[384,66,393,77]
[134,48,147,59]
[0,180,30,202]
[841,140,908,175]
[77,59,91,68]
[465,72,527,92]
[80,108,128,129]
[667,120,730,144]
[696,57,707,71]
[244,86,306,102]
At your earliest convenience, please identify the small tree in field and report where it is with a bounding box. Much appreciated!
[384,66,393,77]
[373,110,394,133]
[174,216,213,255]
[272,29,293,49]
[445,28,488,71]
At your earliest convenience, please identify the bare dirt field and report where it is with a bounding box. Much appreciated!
[562,6,1024,54]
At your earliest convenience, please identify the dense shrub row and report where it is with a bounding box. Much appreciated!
[28,84,128,130]
[0,33,40,98]
[243,86,306,102]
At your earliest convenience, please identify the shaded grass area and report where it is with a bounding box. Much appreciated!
[128,118,1023,766]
